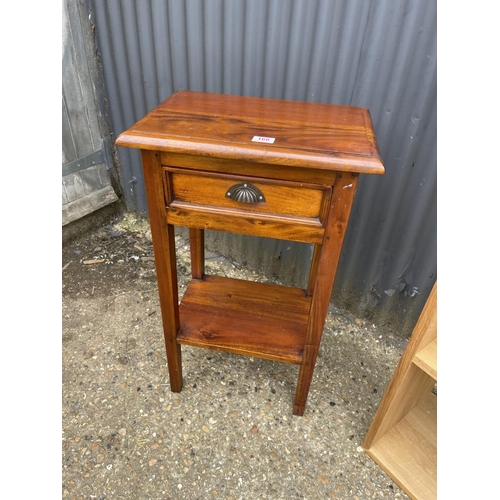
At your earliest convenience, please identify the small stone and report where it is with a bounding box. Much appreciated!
[119,428,126,436]
[202,425,210,433]
[356,446,364,452]
[318,475,328,484]
[149,459,157,466]
[250,425,258,434]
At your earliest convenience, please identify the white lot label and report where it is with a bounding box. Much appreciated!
[252,136,275,144]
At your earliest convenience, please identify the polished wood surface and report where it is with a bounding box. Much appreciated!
[116,91,384,175]
[177,275,310,364]
[116,92,384,416]
[189,228,204,280]
[140,150,182,392]
[161,152,339,185]
[293,172,359,415]
[165,202,326,245]
[165,167,330,220]
[306,244,322,297]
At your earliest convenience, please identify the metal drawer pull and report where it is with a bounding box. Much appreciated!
[225,183,266,203]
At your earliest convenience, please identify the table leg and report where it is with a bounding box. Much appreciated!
[189,228,205,279]
[293,173,359,416]
[141,150,182,392]
[306,244,321,297]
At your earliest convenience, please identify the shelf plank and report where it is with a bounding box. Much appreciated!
[364,392,437,500]
[177,275,311,364]
[413,339,437,380]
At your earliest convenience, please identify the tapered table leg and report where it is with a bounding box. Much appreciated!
[141,150,182,392]
[294,173,359,415]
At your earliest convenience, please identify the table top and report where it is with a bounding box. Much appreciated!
[116,91,384,175]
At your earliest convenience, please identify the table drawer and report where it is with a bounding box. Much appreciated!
[164,168,331,223]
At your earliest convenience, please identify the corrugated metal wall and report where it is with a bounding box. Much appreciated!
[91,0,436,336]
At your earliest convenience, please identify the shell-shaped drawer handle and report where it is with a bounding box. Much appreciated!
[225,183,266,204]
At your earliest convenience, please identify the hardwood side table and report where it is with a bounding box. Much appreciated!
[116,91,384,415]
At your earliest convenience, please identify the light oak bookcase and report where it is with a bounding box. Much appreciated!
[363,282,437,500]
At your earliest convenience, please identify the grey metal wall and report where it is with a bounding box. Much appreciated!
[91,0,437,336]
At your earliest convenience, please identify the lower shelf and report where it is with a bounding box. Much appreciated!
[363,392,437,500]
[177,274,311,364]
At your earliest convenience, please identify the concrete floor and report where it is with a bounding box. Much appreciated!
[62,210,410,500]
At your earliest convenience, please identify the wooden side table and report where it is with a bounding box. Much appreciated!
[116,91,384,415]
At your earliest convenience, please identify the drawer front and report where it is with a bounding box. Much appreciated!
[164,168,331,223]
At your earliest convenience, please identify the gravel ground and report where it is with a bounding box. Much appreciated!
[62,211,410,500]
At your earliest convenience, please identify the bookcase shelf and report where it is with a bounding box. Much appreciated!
[363,282,437,500]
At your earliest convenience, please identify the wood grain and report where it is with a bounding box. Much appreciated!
[165,202,325,244]
[177,275,311,364]
[293,172,359,415]
[189,228,204,280]
[140,150,182,392]
[365,393,437,500]
[161,152,339,185]
[116,91,385,175]
[165,167,329,219]
[363,282,437,447]
[306,244,322,297]
[116,92,385,416]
